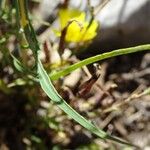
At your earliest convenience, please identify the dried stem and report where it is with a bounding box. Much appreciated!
[102,87,150,114]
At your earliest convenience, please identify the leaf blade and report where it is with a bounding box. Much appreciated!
[38,58,134,146]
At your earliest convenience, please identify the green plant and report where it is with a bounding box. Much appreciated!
[1,0,150,148]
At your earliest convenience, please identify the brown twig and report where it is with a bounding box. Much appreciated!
[43,40,51,63]
[94,0,111,16]
[58,20,83,56]
[101,87,150,114]
[61,0,69,8]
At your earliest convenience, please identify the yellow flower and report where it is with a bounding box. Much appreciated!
[58,8,98,43]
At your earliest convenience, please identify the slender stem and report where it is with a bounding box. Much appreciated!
[18,0,28,28]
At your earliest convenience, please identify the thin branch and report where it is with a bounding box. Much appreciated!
[101,87,150,114]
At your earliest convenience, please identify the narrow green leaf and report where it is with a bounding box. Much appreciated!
[50,44,150,81]
[11,54,25,72]
[38,58,134,146]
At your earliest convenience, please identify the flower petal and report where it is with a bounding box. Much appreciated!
[59,9,83,29]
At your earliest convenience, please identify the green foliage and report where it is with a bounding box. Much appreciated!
[0,0,150,149]
[16,0,120,144]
